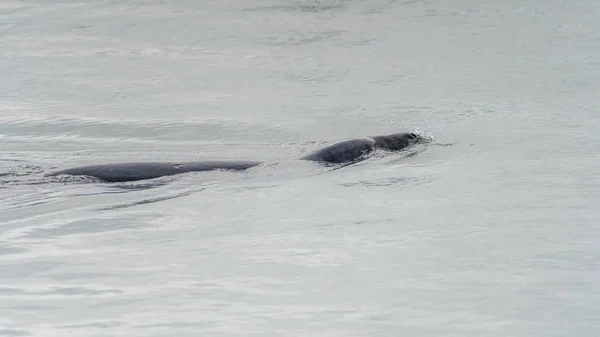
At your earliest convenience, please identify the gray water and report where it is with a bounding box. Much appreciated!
[1,0,599,336]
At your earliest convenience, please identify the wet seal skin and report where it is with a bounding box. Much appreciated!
[301,132,421,164]
[46,161,263,183]
[46,132,423,183]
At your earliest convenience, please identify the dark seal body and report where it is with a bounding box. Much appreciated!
[300,138,377,164]
[46,160,262,182]
[301,132,419,164]
[47,132,422,182]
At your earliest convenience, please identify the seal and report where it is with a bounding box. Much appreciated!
[45,161,262,183]
[301,132,420,163]
[46,132,422,182]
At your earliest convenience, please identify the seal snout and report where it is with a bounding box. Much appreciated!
[371,132,422,151]
[408,133,422,144]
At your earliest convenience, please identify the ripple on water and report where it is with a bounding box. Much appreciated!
[0,246,28,256]
[21,217,148,240]
[0,329,28,337]
[0,116,264,143]
[0,261,61,279]
[244,2,348,14]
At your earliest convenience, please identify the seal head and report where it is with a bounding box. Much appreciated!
[371,132,420,151]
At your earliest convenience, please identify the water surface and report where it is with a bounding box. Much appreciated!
[1,0,599,336]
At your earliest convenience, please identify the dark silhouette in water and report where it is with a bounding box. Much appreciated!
[46,132,423,183]
[47,161,262,183]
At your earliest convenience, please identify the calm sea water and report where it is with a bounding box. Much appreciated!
[1,0,599,336]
